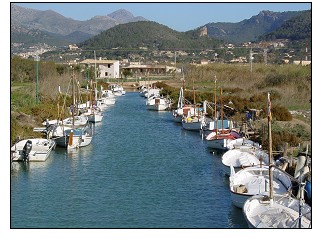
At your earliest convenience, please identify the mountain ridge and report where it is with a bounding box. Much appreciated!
[197,10,303,43]
[11,4,310,48]
[11,4,149,44]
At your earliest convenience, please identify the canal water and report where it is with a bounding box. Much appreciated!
[11,92,248,228]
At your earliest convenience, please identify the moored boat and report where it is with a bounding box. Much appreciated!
[229,165,293,209]
[221,147,268,175]
[11,138,56,162]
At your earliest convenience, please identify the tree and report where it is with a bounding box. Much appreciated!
[122,69,132,79]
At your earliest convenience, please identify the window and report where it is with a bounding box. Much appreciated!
[108,64,111,68]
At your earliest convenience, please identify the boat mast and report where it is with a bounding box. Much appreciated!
[90,50,96,115]
[193,79,196,117]
[220,87,224,133]
[182,68,185,107]
[72,72,75,126]
[267,92,273,201]
[94,50,97,103]
[68,71,75,147]
[214,76,218,138]
[298,145,309,227]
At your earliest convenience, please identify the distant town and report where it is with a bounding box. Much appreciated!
[11,38,311,82]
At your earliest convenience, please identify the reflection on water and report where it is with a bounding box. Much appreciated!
[11,155,54,173]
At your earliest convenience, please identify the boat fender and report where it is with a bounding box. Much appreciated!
[22,140,32,162]
[68,130,74,146]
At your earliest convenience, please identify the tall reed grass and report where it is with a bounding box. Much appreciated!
[177,63,311,110]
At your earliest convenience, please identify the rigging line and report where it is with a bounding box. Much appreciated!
[60,74,73,119]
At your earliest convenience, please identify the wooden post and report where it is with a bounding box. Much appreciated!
[267,93,273,200]
[289,147,294,168]
[283,142,288,158]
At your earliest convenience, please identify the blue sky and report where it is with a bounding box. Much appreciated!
[13,1,311,32]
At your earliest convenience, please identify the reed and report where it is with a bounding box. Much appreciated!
[175,63,311,110]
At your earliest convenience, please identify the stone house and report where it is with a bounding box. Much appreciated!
[80,59,120,78]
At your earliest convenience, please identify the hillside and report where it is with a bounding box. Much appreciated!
[12,4,309,47]
[11,24,71,47]
[197,10,302,43]
[11,4,148,43]
[79,10,309,51]
[79,21,223,50]
[260,10,311,41]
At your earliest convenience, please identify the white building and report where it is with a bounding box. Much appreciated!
[80,59,120,78]
[293,60,311,66]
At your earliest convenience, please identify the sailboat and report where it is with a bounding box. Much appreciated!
[83,80,103,123]
[54,72,93,149]
[146,94,171,111]
[172,72,197,123]
[146,85,171,111]
[242,93,311,228]
[82,52,103,123]
[97,85,115,108]
[206,76,239,150]
[181,79,209,131]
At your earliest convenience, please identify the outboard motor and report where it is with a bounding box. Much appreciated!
[22,140,32,162]
[46,124,57,137]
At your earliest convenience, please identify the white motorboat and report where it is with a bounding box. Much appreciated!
[144,88,160,98]
[146,95,171,111]
[11,138,56,162]
[108,83,126,96]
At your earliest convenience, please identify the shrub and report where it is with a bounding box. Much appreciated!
[272,105,292,121]
[264,73,287,87]
[260,128,302,151]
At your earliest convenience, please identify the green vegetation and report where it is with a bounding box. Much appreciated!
[11,57,311,152]
[155,62,311,152]
[79,21,223,51]
[260,10,311,42]
[11,28,70,47]
[173,63,311,111]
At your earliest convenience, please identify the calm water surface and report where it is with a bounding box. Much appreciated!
[11,92,248,228]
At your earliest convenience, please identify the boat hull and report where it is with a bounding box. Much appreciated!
[54,127,93,149]
[207,138,232,151]
[229,166,293,209]
[146,103,169,111]
[243,194,311,228]
[87,114,103,123]
[11,138,55,162]
[182,121,202,131]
